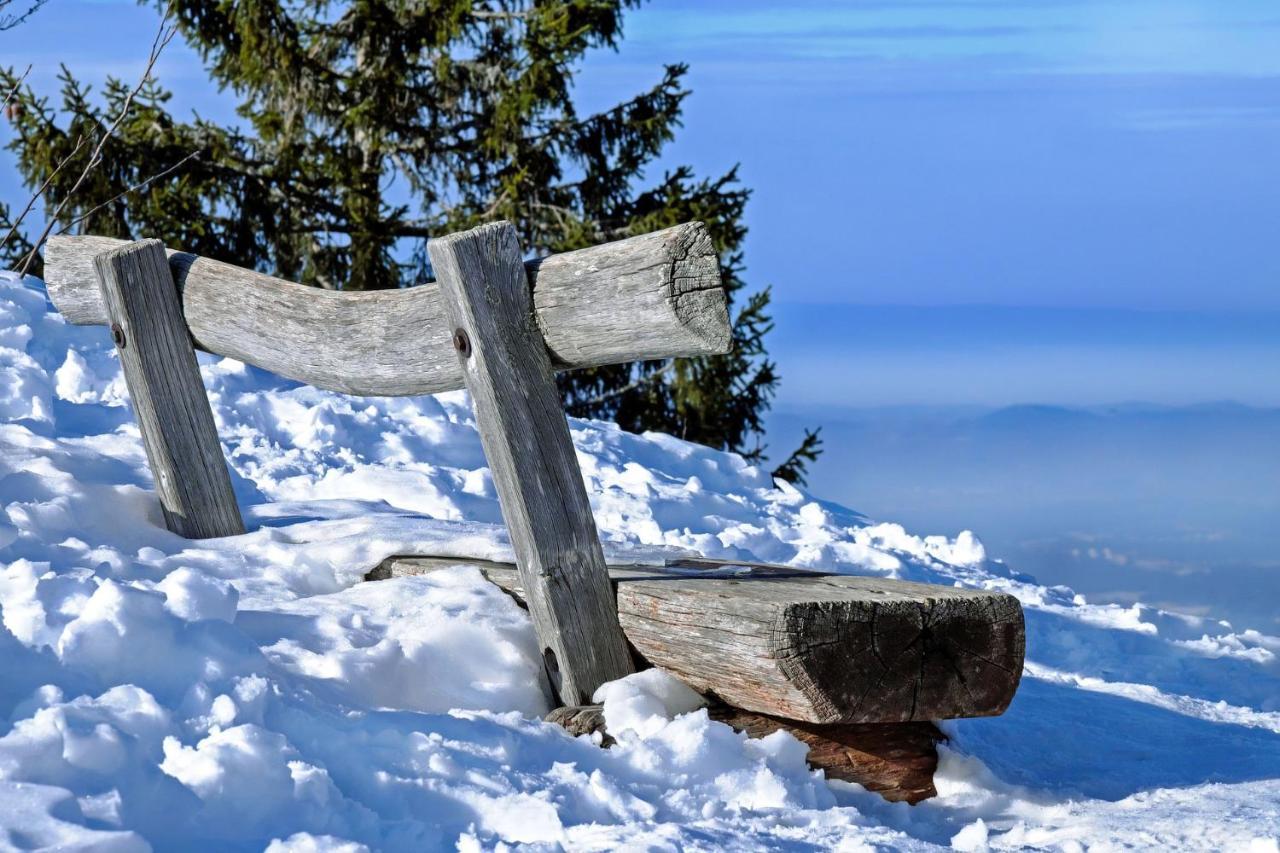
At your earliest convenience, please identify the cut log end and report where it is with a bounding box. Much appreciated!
[664,222,732,356]
[433,220,511,250]
[779,586,1026,724]
[615,573,1024,725]
[545,703,943,805]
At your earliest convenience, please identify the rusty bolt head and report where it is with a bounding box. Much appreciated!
[452,328,471,358]
[110,323,126,350]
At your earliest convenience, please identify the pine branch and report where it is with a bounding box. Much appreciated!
[574,361,677,409]
[57,150,201,235]
[2,136,88,254]
[469,8,533,21]
[0,204,36,267]
[771,428,824,487]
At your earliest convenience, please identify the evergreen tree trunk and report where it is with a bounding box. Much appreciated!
[348,135,386,291]
[348,36,387,291]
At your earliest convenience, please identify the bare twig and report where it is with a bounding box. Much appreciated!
[2,135,87,252]
[0,0,46,31]
[58,149,200,234]
[575,361,678,409]
[18,14,178,273]
[1,64,31,115]
[469,8,532,21]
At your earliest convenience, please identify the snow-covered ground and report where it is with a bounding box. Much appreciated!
[1,268,1278,851]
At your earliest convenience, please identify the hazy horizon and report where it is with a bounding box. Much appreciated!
[767,302,1280,411]
[768,398,1280,633]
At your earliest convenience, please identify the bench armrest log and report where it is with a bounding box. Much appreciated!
[42,223,729,398]
[374,556,1026,725]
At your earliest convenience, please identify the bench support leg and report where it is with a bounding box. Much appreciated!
[93,239,245,539]
[429,222,635,705]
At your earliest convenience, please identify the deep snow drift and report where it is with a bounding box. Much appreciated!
[1,269,1278,851]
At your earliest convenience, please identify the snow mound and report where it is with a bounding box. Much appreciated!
[1,270,1277,850]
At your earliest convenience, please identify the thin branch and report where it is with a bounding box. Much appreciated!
[1,63,31,115]
[575,361,677,409]
[284,220,437,239]
[58,149,200,234]
[469,8,532,21]
[18,13,179,273]
[1,135,87,252]
[0,0,46,31]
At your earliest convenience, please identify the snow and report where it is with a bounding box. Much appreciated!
[0,268,1278,850]
[593,669,706,739]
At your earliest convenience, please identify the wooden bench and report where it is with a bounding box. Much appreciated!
[44,222,1024,803]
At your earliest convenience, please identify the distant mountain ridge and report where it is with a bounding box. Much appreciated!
[766,399,1280,630]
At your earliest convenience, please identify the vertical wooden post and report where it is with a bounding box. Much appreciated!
[93,239,245,539]
[429,222,635,705]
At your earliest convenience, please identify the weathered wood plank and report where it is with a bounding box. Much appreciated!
[43,223,729,397]
[427,222,635,706]
[93,240,245,539]
[546,703,944,804]
[375,555,1026,725]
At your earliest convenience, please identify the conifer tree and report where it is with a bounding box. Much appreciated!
[1,0,821,482]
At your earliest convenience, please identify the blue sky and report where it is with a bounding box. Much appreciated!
[572,0,1280,312]
[4,0,1279,405]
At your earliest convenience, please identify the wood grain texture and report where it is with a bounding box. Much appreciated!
[43,223,729,397]
[545,704,943,804]
[530,220,727,367]
[427,222,635,706]
[92,240,245,539]
[374,555,1026,725]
